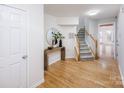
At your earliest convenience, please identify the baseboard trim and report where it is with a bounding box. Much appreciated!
[118,64,124,87]
[29,78,44,88]
[49,58,76,65]
[49,59,61,65]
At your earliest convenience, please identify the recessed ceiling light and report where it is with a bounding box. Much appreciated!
[86,9,100,16]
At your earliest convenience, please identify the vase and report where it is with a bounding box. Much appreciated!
[59,39,62,47]
[55,38,58,44]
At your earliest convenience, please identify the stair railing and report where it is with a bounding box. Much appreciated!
[74,34,80,61]
[85,31,98,59]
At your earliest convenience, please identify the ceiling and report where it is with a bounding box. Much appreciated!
[44,4,120,19]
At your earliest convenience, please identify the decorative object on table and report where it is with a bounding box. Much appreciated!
[48,46,53,50]
[52,31,59,47]
[46,27,65,48]
[57,32,65,47]
[46,27,58,48]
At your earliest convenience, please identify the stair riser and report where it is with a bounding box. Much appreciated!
[80,58,94,61]
[79,39,85,40]
[78,33,85,35]
[80,53,92,56]
[79,41,85,43]
[79,37,85,39]
[78,34,85,36]
[78,36,85,37]
[81,54,93,59]
[80,46,88,49]
[80,49,89,51]
[79,39,85,41]
[78,31,85,32]
[78,36,85,38]
[80,45,88,47]
[79,31,85,32]
[80,42,86,45]
[79,38,85,41]
[80,50,91,53]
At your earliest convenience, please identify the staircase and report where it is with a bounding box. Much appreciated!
[77,29,95,61]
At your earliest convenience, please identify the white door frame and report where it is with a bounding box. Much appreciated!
[1,4,29,88]
[97,22,116,59]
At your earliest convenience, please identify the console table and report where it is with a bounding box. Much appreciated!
[44,47,65,70]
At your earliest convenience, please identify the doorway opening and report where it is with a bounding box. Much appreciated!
[98,23,115,59]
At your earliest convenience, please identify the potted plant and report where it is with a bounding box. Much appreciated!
[57,32,65,47]
[52,32,65,47]
[52,32,59,47]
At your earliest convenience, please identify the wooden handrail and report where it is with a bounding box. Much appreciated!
[85,31,98,59]
[74,35,80,61]
[85,31,96,43]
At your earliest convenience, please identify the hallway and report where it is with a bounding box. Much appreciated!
[38,58,123,88]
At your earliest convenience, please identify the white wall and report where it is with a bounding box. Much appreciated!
[97,17,116,25]
[78,16,85,31]
[87,19,97,38]
[57,17,79,26]
[10,4,44,88]
[60,26,77,58]
[117,5,124,86]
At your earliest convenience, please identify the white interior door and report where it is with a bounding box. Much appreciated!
[0,5,27,88]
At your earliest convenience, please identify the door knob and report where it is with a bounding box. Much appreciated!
[22,55,27,59]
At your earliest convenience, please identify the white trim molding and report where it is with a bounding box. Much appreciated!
[29,78,44,88]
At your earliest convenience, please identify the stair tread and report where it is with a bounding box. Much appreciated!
[78,33,84,34]
[80,47,89,49]
[80,55,94,58]
[80,44,88,46]
[80,50,90,52]
[80,51,91,54]
[78,36,85,37]
[79,39,85,40]
[80,42,86,43]
[80,47,88,49]
[79,40,85,41]
[78,34,85,35]
[78,35,85,36]
[79,38,85,39]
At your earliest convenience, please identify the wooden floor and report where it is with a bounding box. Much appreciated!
[38,58,123,88]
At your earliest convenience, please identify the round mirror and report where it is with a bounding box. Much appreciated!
[46,27,58,46]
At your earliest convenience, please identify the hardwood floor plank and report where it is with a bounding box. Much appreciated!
[38,58,123,88]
